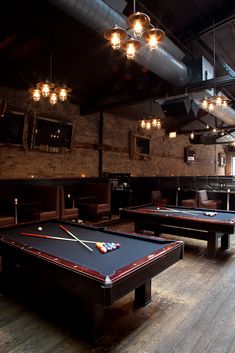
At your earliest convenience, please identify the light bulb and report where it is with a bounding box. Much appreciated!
[222,99,228,109]
[190,132,194,139]
[206,124,209,129]
[32,89,41,102]
[49,92,57,105]
[126,43,136,59]
[208,102,214,112]
[201,98,208,109]
[59,88,68,101]
[146,121,151,130]
[148,35,158,51]
[111,32,121,50]
[152,118,157,127]
[133,20,143,37]
[215,95,222,106]
[140,120,146,128]
[41,83,51,97]
[156,119,161,129]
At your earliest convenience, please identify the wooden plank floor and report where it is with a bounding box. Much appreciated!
[0,221,235,353]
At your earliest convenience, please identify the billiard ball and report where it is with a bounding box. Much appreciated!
[37,226,43,231]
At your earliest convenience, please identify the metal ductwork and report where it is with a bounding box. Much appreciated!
[49,0,189,85]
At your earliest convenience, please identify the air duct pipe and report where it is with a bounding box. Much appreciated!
[49,0,189,85]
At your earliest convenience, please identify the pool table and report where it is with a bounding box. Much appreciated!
[0,219,183,341]
[120,203,235,258]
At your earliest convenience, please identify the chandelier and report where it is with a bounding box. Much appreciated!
[29,17,71,105]
[29,83,71,105]
[104,0,165,60]
[200,20,230,112]
[140,116,162,130]
[200,93,230,112]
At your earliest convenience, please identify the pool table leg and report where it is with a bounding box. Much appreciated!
[207,232,218,259]
[221,233,230,250]
[135,222,143,234]
[134,279,151,306]
[0,252,18,291]
[86,302,105,342]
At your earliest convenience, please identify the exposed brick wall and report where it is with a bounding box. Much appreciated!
[0,87,226,179]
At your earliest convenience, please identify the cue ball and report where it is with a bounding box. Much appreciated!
[37,226,43,231]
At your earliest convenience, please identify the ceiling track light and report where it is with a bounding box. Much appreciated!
[104,0,165,59]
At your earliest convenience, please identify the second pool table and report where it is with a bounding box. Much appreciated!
[120,203,235,258]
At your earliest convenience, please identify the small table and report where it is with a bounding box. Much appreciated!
[0,219,183,341]
[120,203,235,258]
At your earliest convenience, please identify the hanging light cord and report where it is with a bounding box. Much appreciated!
[49,9,53,83]
[213,18,216,95]
[133,0,136,13]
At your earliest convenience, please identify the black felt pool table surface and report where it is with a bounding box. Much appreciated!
[0,221,175,277]
[124,204,235,222]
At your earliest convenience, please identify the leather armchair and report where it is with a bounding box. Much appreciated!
[197,190,222,209]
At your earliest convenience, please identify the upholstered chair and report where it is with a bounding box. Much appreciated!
[197,190,222,209]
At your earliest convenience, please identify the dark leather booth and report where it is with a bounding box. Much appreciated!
[77,183,111,220]
[29,185,61,221]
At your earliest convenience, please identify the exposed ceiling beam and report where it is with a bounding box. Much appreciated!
[81,74,235,113]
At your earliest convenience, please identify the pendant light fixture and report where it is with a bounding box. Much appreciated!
[200,19,230,112]
[104,0,165,60]
[29,11,71,105]
[140,99,162,130]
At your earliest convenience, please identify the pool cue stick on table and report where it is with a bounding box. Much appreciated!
[20,232,98,244]
[156,206,199,216]
[59,224,93,252]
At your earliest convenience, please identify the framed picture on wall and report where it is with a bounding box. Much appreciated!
[129,132,151,160]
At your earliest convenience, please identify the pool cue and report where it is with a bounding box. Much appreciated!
[156,206,198,216]
[20,232,97,244]
[59,224,93,252]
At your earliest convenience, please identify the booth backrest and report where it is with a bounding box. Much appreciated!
[30,185,60,215]
[80,183,111,204]
[59,186,79,220]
